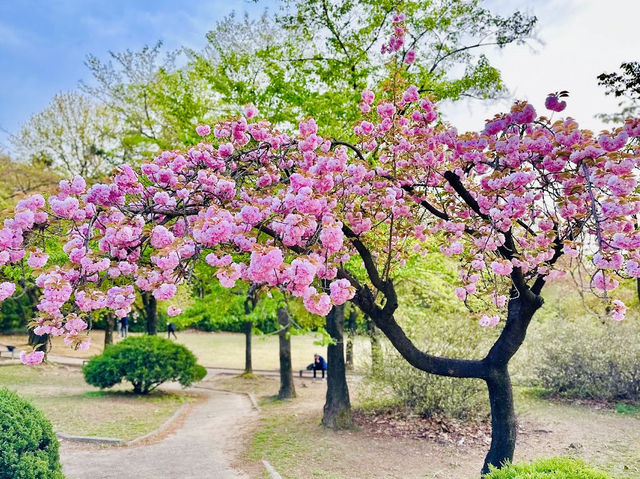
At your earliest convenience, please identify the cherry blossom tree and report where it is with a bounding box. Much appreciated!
[2,18,639,475]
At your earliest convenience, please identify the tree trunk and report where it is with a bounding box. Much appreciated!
[243,286,259,375]
[28,328,49,360]
[345,336,354,371]
[277,308,296,400]
[143,292,158,335]
[368,320,383,372]
[636,278,640,305]
[104,314,115,346]
[345,307,356,370]
[482,367,516,474]
[322,305,352,429]
[244,320,253,374]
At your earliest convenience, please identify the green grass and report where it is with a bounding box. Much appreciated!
[615,403,640,416]
[0,364,193,441]
[3,330,372,372]
[174,331,371,371]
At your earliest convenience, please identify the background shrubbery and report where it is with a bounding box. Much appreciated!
[0,388,64,479]
[514,280,640,402]
[83,335,207,394]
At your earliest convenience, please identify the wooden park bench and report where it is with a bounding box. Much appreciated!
[0,344,20,360]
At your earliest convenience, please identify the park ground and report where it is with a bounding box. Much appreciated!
[1,330,639,478]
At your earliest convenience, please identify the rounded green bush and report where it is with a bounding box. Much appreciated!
[0,388,64,479]
[483,457,611,479]
[83,335,206,394]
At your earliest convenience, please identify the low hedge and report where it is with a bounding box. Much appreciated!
[484,457,611,479]
[0,388,63,479]
[83,335,206,394]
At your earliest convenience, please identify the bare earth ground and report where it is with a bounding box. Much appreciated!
[221,375,640,479]
[60,374,257,479]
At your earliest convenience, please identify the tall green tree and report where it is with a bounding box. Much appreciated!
[192,0,536,134]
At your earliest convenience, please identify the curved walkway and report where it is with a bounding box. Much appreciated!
[60,384,255,479]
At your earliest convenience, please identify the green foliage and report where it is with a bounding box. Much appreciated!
[0,285,33,333]
[0,388,63,479]
[483,457,611,479]
[83,335,206,394]
[615,403,640,416]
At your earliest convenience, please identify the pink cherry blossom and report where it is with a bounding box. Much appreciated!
[20,350,45,365]
[196,124,211,137]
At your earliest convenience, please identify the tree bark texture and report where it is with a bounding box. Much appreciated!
[277,307,296,400]
[323,304,352,429]
[482,368,516,474]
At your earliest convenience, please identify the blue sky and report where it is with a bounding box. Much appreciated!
[0,0,272,150]
[1,0,639,152]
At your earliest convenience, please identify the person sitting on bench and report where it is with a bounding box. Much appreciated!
[312,353,327,381]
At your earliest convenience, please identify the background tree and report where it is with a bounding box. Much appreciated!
[191,0,536,135]
[83,42,216,160]
[597,61,640,123]
[11,92,121,180]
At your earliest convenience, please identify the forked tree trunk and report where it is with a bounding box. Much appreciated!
[322,305,352,429]
[244,320,253,374]
[104,314,115,346]
[358,282,542,476]
[277,308,296,400]
[142,292,157,335]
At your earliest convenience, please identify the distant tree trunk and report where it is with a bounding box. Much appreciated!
[637,278,640,304]
[142,292,157,335]
[323,304,352,429]
[104,314,115,346]
[368,320,382,372]
[243,286,258,375]
[244,320,253,374]
[28,328,48,349]
[345,307,356,370]
[277,308,296,399]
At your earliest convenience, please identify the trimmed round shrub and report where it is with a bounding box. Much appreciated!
[483,457,611,479]
[83,335,207,394]
[0,388,64,479]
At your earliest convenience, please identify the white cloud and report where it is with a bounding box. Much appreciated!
[440,0,640,133]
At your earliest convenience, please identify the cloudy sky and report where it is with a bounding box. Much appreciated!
[1,0,638,151]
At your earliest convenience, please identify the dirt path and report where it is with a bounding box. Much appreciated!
[60,381,256,479]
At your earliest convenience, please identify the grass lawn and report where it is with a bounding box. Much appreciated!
[174,330,371,372]
[0,364,194,441]
[2,330,373,372]
[216,375,640,479]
